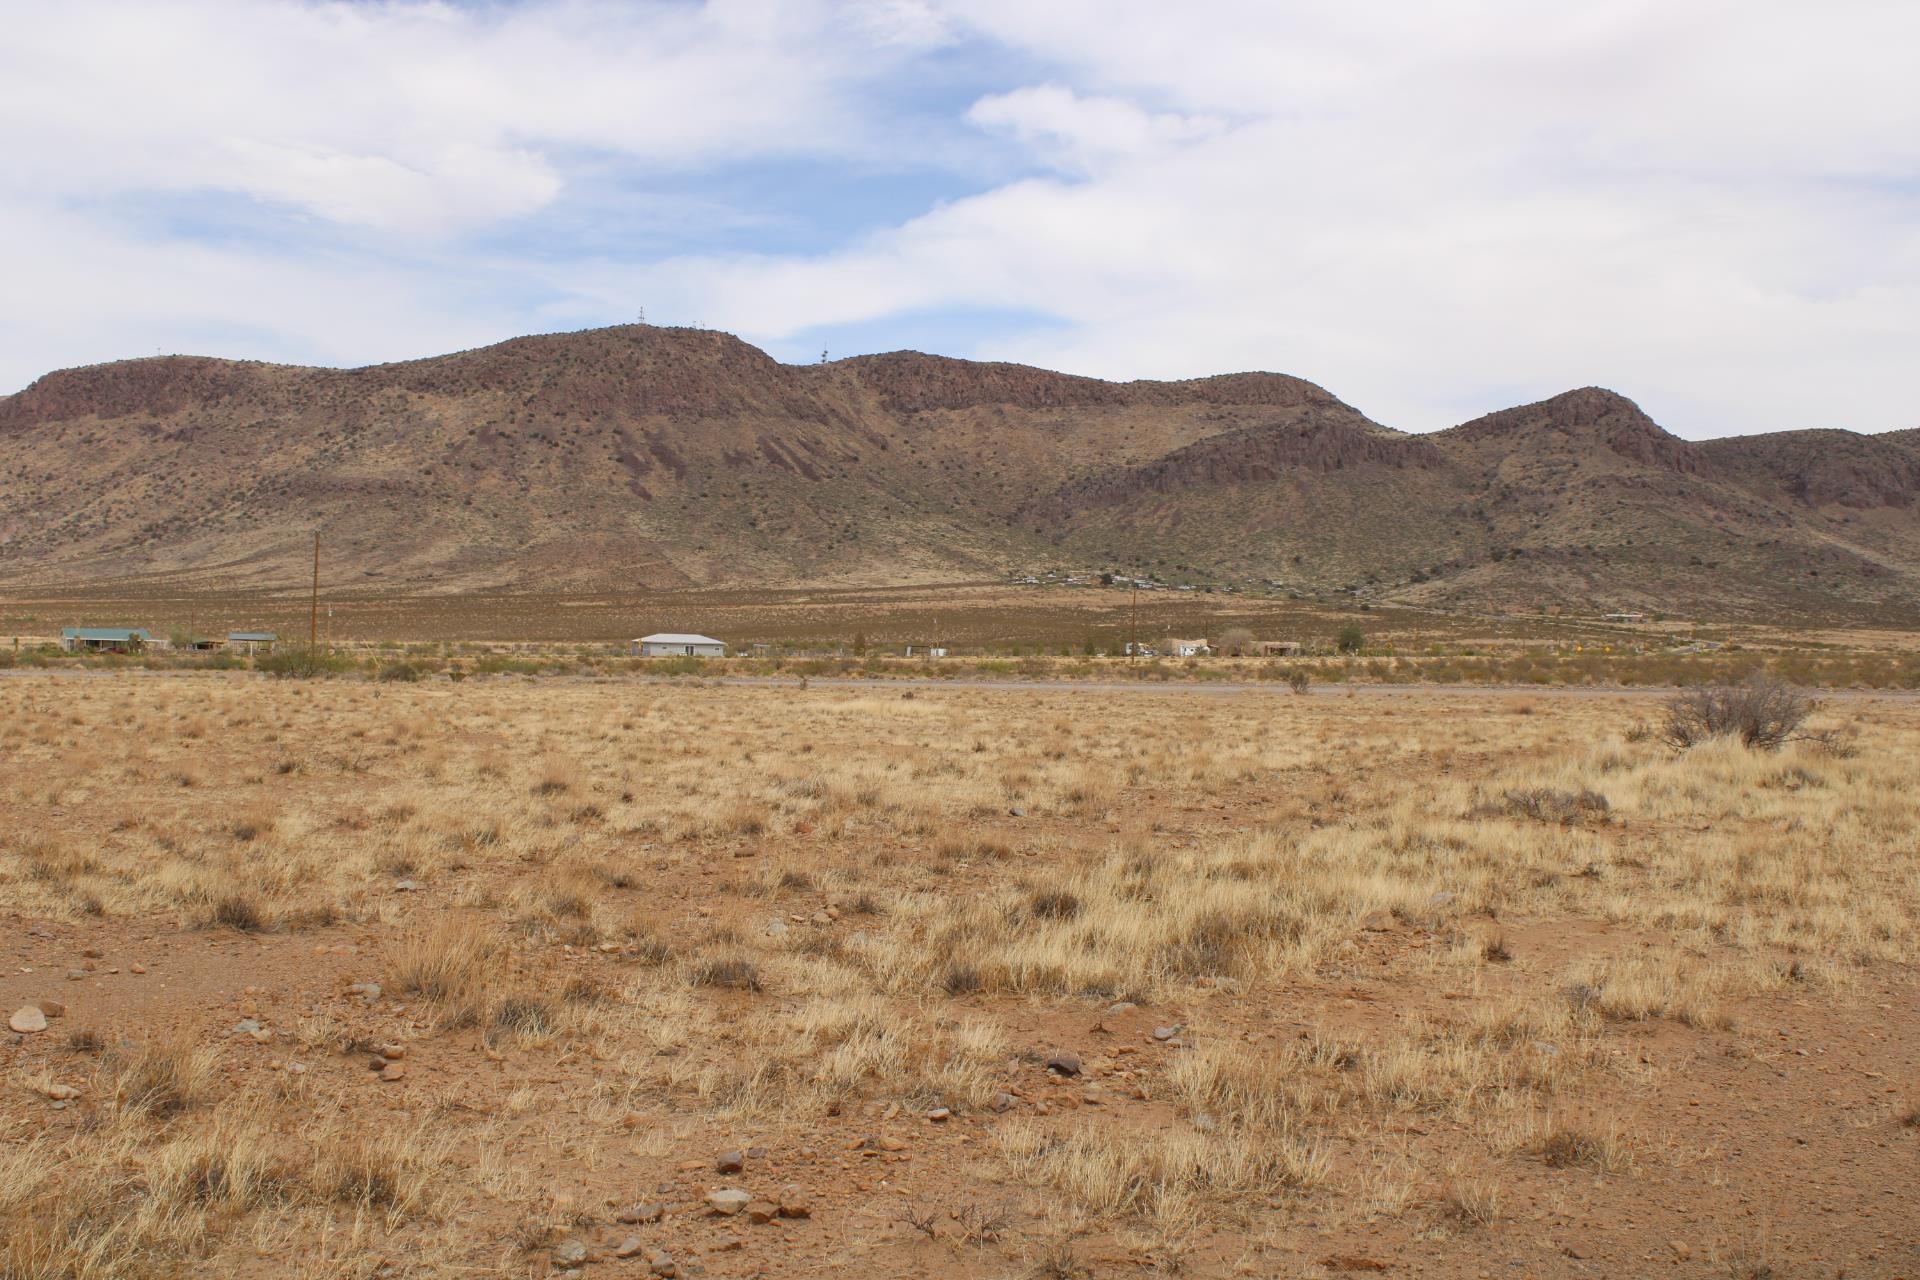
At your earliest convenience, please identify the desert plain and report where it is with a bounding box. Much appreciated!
[3,671,1917,1279]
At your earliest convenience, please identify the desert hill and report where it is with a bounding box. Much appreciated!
[1,325,1915,621]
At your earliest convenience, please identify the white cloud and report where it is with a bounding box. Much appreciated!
[1,0,1914,437]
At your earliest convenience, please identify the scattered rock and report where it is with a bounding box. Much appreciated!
[379,1043,406,1060]
[9,1007,48,1034]
[1007,806,1027,818]
[286,1062,307,1075]
[616,1203,665,1224]
[248,1028,274,1044]
[393,879,419,892]
[1044,1051,1082,1077]
[648,1251,677,1278]
[346,982,382,1003]
[233,1020,261,1035]
[745,1200,779,1223]
[130,964,147,974]
[612,1237,646,1259]
[65,969,87,981]
[716,1150,745,1173]
[1190,1112,1217,1132]
[1358,909,1396,932]
[36,1000,65,1019]
[39,1083,80,1101]
[707,1188,752,1216]
[1427,891,1457,909]
[777,1185,810,1218]
[551,1239,588,1267]
[82,947,103,959]
[1107,1002,1136,1015]
[1151,1025,1178,1042]
[989,1092,1015,1113]
[379,1062,406,1082]
[1669,1241,1692,1260]
[764,920,788,938]
[746,1146,768,1159]
[809,911,832,926]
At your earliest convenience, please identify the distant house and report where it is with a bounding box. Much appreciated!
[61,626,153,653]
[1256,640,1302,657]
[1170,637,1211,658]
[632,633,726,658]
[1602,612,1646,623]
[229,631,278,654]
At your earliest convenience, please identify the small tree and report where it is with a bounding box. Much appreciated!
[1286,668,1311,695]
[1335,624,1365,654]
[1217,627,1255,657]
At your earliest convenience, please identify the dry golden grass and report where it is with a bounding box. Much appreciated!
[1,673,1916,1275]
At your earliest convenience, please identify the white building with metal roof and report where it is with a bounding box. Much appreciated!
[631,633,727,657]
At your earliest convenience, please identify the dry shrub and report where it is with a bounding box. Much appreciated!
[1498,787,1610,825]
[690,956,762,992]
[1662,676,1813,751]
[391,919,497,1005]
[104,1035,217,1119]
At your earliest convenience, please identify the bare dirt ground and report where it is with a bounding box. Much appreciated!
[3,674,1917,1279]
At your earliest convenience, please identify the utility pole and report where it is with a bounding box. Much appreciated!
[1130,581,1139,662]
[309,532,320,652]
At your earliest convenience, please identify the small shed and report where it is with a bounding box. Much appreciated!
[1256,640,1302,657]
[632,633,726,658]
[61,626,154,653]
[229,631,278,654]
[1170,637,1211,658]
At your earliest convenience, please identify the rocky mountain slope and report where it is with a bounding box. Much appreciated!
[1,325,1914,621]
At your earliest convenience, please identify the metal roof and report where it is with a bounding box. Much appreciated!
[63,627,152,641]
[228,632,278,641]
[636,633,724,646]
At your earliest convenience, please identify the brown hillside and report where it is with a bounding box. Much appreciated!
[1,327,1916,622]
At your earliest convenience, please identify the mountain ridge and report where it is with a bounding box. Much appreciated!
[2,325,1915,622]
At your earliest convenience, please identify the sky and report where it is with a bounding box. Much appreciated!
[1,0,1915,437]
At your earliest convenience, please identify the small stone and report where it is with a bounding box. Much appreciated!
[286,1062,307,1075]
[1190,1112,1217,1132]
[877,1135,907,1152]
[809,911,832,926]
[130,964,147,974]
[707,1188,752,1216]
[36,1000,65,1019]
[40,1083,80,1101]
[745,1200,779,1223]
[552,1238,588,1266]
[233,1019,261,1035]
[1669,1241,1692,1260]
[764,920,789,937]
[379,1043,406,1060]
[9,1006,48,1034]
[393,879,419,892]
[746,1146,768,1159]
[1151,1026,1177,1042]
[612,1237,646,1259]
[82,947,103,959]
[1044,1051,1082,1077]
[990,1092,1015,1112]
[66,969,87,981]
[1107,1002,1136,1015]
[616,1203,665,1224]
[1081,1089,1103,1106]
[926,1107,951,1122]
[1427,891,1457,908]
[715,1150,745,1173]
[1358,909,1395,931]
[1008,805,1027,818]
[649,1251,677,1278]
[248,1028,273,1044]
[380,1062,406,1082]
[777,1184,810,1218]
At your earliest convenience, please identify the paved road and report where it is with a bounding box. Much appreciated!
[8,667,1910,701]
